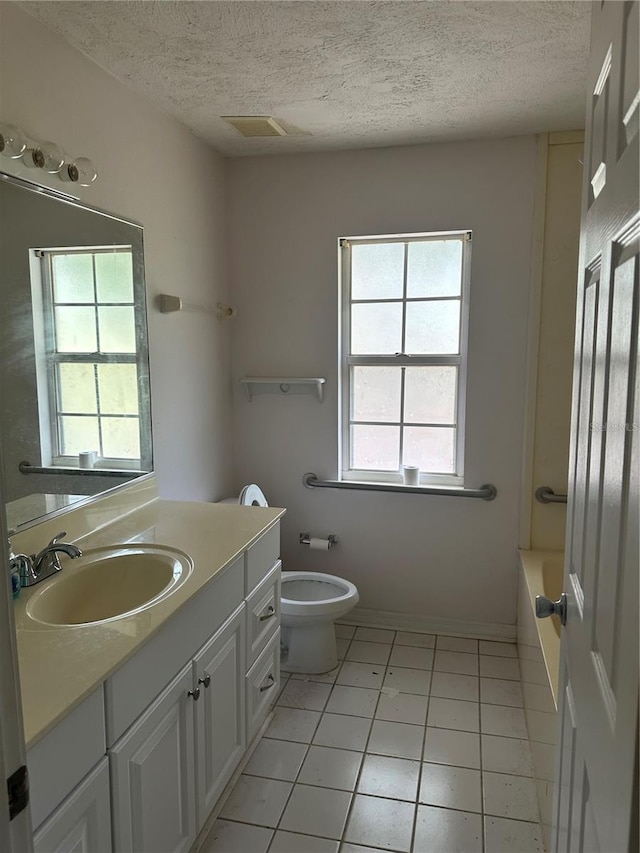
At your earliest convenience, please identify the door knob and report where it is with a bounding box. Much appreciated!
[535,592,567,626]
[198,673,211,689]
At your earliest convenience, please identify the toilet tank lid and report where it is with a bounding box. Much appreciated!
[239,484,268,507]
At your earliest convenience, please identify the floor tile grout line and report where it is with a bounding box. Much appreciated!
[257,737,537,779]
[410,663,433,852]
[265,640,350,852]
[478,664,486,853]
[338,676,381,849]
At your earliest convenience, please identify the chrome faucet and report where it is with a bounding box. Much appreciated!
[10,532,83,588]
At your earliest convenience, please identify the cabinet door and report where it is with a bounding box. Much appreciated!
[110,665,196,853]
[33,758,111,853]
[194,604,246,830]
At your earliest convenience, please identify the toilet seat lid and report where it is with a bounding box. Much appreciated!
[239,484,268,507]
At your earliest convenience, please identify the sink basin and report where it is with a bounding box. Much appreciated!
[25,545,193,627]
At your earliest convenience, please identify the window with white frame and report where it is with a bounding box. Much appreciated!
[339,231,471,486]
[35,246,149,469]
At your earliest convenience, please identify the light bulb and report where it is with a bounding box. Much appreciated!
[0,123,27,158]
[28,141,65,173]
[63,156,98,186]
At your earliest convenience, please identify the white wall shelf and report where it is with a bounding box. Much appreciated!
[240,377,326,402]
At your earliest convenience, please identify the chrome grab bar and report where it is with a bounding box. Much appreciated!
[535,486,568,504]
[302,473,497,500]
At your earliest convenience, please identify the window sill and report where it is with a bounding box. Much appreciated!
[18,461,146,478]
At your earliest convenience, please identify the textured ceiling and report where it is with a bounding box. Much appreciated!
[21,0,591,157]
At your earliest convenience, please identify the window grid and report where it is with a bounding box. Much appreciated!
[41,248,142,466]
[340,231,471,486]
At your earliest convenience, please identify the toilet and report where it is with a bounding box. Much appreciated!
[222,484,359,673]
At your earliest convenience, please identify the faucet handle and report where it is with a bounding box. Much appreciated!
[48,531,68,547]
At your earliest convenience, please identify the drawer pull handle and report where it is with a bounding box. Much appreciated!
[259,674,276,692]
[188,687,201,701]
[198,673,211,689]
[259,605,276,622]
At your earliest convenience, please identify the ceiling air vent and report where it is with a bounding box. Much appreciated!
[222,116,287,138]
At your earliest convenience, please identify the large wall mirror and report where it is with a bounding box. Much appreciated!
[0,173,153,531]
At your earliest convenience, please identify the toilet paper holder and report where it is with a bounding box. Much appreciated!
[299,533,337,549]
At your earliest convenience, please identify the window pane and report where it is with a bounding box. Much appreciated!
[403,427,456,473]
[52,254,94,303]
[59,416,99,456]
[54,306,97,352]
[98,306,136,353]
[97,364,139,414]
[404,367,457,424]
[352,366,401,422]
[407,240,462,298]
[351,243,404,300]
[57,364,97,414]
[351,424,399,471]
[351,302,402,354]
[101,417,140,459]
[95,251,134,303]
[405,300,460,354]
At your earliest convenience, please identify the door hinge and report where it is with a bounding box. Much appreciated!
[7,764,29,820]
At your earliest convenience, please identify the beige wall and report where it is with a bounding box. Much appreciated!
[530,135,583,550]
[0,3,234,503]
[228,137,538,628]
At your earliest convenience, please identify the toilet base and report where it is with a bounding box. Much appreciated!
[280,622,338,674]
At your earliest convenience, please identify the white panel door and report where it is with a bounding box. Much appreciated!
[553,2,639,851]
[110,665,196,853]
[194,605,246,830]
[33,759,111,853]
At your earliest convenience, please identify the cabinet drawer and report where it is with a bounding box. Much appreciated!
[33,758,111,853]
[28,686,105,831]
[245,522,280,594]
[246,629,280,740]
[246,561,281,668]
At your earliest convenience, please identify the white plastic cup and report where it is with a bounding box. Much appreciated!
[402,465,420,485]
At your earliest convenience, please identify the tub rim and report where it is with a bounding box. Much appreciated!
[518,547,564,710]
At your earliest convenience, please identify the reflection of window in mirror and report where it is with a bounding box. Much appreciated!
[29,246,147,470]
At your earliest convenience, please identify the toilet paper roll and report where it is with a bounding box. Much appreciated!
[309,537,331,551]
[78,450,97,469]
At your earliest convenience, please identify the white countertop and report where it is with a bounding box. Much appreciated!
[14,498,284,748]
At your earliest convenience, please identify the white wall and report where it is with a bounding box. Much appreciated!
[228,138,538,627]
[0,4,233,502]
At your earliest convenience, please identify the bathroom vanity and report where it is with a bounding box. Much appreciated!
[12,486,284,853]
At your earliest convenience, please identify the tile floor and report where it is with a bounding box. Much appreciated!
[201,626,544,853]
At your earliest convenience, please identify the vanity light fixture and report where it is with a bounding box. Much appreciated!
[59,156,98,186]
[0,123,27,158]
[24,140,65,173]
[0,120,98,187]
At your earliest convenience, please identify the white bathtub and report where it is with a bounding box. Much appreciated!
[517,549,563,851]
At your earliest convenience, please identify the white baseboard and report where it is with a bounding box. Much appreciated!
[340,606,516,642]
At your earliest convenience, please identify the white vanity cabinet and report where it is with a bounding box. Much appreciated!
[109,523,281,852]
[33,759,112,853]
[25,520,282,853]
